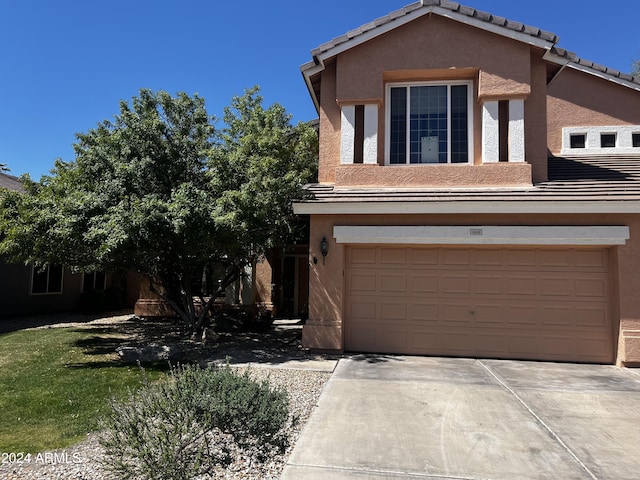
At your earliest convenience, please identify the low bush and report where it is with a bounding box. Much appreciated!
[99,363,289,480]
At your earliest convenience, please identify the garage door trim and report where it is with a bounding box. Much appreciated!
[334,225,629,245]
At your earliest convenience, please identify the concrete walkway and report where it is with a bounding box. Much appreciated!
[281,355,640,480]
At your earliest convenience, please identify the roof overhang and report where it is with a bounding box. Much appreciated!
[301,1,559,111]
[294,200,640,215]
[301,1,640,111]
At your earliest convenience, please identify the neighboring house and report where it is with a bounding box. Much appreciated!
[293,0,640,366]
[0,172,137,319]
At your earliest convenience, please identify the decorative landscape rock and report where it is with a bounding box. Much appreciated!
[115,344,187,363]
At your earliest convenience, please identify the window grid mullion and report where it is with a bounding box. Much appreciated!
[405,86,411,164]
[446,85,452,164]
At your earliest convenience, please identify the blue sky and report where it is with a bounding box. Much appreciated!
[1,0,637,179]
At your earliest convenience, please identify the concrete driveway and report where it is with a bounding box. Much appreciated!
[281,356,640,480]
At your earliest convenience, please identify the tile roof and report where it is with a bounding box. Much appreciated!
[302,0,640,96]
[297,156,640,207]
[310,0,558,60]
[0,172,24,193]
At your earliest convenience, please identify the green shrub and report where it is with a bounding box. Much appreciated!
[99,364,289,480]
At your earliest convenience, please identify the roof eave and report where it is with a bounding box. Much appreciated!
[301,2,559,111]
[293,200,640,215]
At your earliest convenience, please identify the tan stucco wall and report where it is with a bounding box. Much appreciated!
[526,53,549,182]
[304,212,640,365]
[319,60,340,184]
[316,14,550,187]
[547,68,640,154]
[334,163,532,187]
[336,14,531,102]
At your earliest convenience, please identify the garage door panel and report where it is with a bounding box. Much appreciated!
[441,333,476,354]
[346,327,377,351]
[347,298,376,319]
[345,246,614,363]
[505,249,537,266]
[442,249,471,265]
[475,333,509,355]
[408,303,439,323]
[506,276,539,295]
[380,247,407,265]
[348,273,376,292]
[410,274,439,293]
[348,247,377,265]
[473,304,504,323]
[505,305,539,324]
[575,306,609,327]
[380,301,406,320]
[473,248,504,266]
[407,332,441,350]
[411,249,439,265]
[474,275,504,295]
[380,274,407,292]
[540,277,574,296]
[539,249,573,267]
[540,306,575,326]
[441,275,471,294]
[575,249,608,268]
[575,278,608,297]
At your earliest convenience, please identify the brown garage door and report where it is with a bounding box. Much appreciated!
[345,246,614,363]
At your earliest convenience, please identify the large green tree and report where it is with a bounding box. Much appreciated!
[0,87,317,332]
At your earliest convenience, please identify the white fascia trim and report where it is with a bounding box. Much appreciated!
[333,225,630,246]
[293,200,640,215]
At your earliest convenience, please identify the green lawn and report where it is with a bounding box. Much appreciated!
[0,325,167,453]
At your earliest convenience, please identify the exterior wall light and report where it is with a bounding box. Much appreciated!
[320,236,329,264]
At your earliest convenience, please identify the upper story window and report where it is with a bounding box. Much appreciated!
[386,81,473,164]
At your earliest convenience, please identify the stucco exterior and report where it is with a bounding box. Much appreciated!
[297,1,640,366]
[547,68,640,154]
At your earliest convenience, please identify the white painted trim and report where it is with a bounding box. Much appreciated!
[561,125,640,155]
[293,200,640,215]
[482,101,499,163]
[508,99,525,163]
[363,105,378,164]
[384,80,474,165]
[340,105,355,164]
[333,225,629,246]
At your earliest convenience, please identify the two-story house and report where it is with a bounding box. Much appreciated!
[294,0,640,366]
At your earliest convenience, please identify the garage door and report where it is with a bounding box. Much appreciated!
[345,246,613,363]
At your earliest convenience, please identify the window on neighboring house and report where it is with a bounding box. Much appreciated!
[31,264,63,295]
[387,81,472,164]
[633,133,640,148]
[83,271,106,293]
[570,134,586,149]
[600,133,616,148]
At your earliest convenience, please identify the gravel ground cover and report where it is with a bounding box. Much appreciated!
[0,313,335,479]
